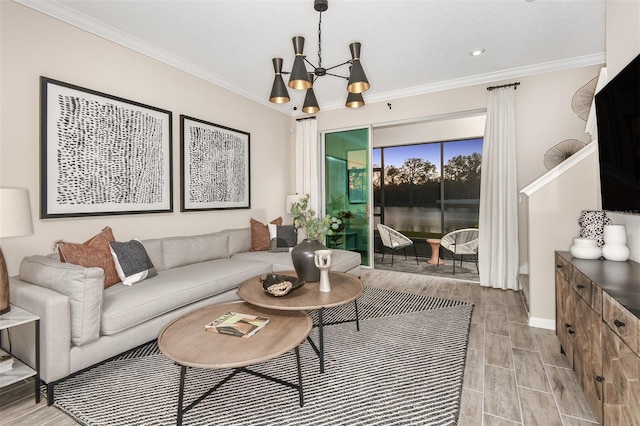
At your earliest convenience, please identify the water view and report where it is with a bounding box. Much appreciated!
[378,206,479,236]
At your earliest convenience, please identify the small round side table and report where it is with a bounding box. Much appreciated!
[426,238,441,265]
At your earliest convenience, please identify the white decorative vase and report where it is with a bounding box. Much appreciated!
[601,225,629,261]
[314,249,332,292]
[570,238,602,260]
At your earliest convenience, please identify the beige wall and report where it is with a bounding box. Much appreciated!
[316,64,604,277]
[0,1,293,274]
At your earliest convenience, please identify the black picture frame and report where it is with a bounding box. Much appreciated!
[40,77,173,218]
[180,115,251,211]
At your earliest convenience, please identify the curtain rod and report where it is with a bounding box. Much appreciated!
[296,116,317,122]
[487,82,520,91]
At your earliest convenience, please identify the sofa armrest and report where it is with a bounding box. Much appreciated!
[7,277,71,384]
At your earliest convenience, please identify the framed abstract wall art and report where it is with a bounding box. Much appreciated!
[180,115,250,211]
[40,77,173,218]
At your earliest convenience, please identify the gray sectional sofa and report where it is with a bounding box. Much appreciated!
[5,227,361,404]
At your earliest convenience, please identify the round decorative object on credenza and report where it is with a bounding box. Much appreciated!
[570,238,602,260]
[601,225,630,262]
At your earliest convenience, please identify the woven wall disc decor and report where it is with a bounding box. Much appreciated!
[544,139,586,170]
[571,76,598,121]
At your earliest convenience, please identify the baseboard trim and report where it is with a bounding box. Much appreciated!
[528,316,556,331]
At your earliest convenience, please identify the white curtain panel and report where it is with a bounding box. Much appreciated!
[294,118,321,214]
[479,88,520,290]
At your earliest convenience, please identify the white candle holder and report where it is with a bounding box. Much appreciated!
[314,249,333,292]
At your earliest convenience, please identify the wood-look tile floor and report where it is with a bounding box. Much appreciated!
[0,268,599,425]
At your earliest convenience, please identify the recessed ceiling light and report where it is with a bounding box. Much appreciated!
[469,48,485,56]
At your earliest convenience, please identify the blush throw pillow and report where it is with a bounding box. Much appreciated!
[250,217,282,251]
[57,227,121,288]
[108,238,157,286]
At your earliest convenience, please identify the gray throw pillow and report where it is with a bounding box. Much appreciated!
[269,225,297,252]
[108,238,157,286]
[277,225,298,247]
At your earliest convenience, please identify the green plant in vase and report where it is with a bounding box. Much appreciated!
[290,194,341,242]
[289,194,341,282]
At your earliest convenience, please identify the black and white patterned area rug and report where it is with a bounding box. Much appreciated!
[50,287,473,426]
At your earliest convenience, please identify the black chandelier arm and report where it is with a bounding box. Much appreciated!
[324,72,349,80]
[324,60,352,72]
[303,56,319,70]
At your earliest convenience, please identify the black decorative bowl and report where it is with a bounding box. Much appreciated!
[260,274,304,297]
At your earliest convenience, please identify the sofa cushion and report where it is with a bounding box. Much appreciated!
[231,248,361,275]
[140,239,165,271]
[100,258,272,335]
[56,226,121,288]
[162,232,229,270]
[225,228,252,256]
[109,238,157,286]
[19,255,103,346]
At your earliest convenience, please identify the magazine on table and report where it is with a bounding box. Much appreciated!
[0,354,14,373]
[205,312,269,338]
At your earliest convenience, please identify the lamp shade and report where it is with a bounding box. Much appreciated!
[269,58,290,104]
[347,42,370,94]
[285,194,305,215]
[288,36,312,90]
[0,188,33,238]
[0,188,33,314]
[302,73,320,113]
[345,91,365,108]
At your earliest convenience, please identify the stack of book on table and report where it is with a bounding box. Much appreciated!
[205,312,270,338]
[0,355,14,373]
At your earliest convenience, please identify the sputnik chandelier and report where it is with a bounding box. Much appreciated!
[269,0,370,113]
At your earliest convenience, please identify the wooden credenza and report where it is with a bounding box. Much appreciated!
[555,251,640,425]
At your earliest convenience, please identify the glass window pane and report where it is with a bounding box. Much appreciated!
[442,138,482,233]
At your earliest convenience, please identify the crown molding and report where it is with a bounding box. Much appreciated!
[15,0,270,107]
[364,53,606,106]
[17,0,605,117]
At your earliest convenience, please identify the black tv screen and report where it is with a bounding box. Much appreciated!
[595,53,640,214]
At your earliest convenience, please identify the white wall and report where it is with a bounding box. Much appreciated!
[0,1,292,274]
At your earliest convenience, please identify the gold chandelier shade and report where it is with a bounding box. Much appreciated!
[347,42,370,94]
[303,73,320,113]
[269,58,290,104]
[288,36,312,90]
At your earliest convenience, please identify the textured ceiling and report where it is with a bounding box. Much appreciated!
[18,0,606,116]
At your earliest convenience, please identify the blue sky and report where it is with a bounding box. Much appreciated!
[373,138,483,170]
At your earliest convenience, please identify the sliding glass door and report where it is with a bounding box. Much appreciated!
[323,127,371,266]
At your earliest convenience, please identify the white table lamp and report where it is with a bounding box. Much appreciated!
[0,188,34,314]
[285,194,305,215]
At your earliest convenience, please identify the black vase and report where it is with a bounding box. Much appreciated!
[291,239,326,282]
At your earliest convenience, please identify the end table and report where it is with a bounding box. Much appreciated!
[0,305,40,403]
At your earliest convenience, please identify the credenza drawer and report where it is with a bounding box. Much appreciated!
[555,254,572,281]
[603,292,640,356]
[572,269,603,315]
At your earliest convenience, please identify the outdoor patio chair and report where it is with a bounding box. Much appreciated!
[377,224,419,267]
[439,228,479,275]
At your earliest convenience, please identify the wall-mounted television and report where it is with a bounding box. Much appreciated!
[595,53,640,214]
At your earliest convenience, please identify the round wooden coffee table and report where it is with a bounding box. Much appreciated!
[158,301,311,425]
[238,271,364,373]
